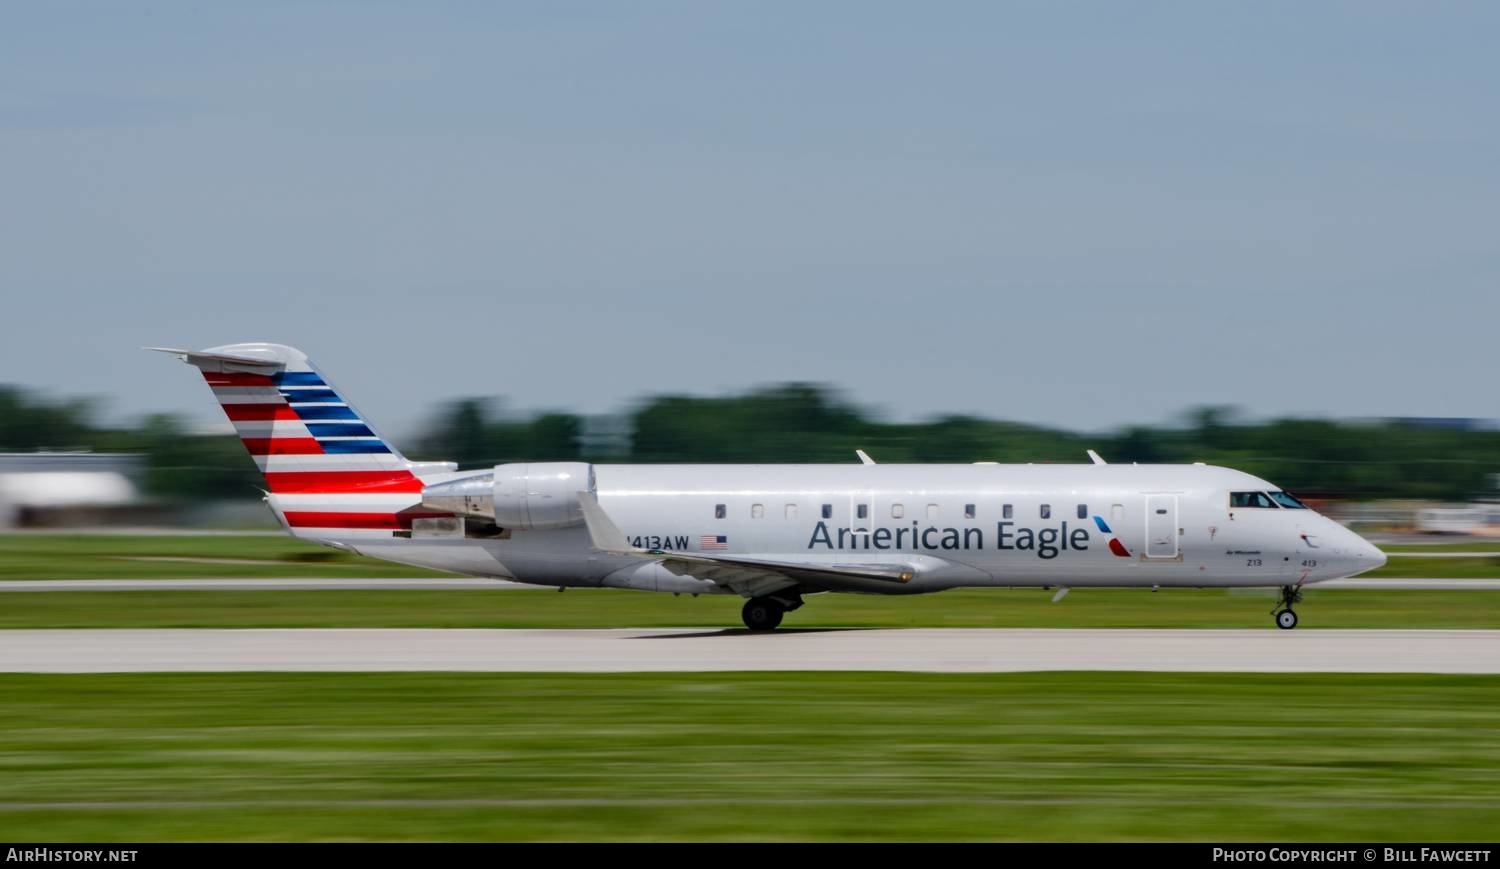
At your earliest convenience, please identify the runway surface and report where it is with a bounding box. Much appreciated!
[1,628,1496,673]
[0,577,1496,591]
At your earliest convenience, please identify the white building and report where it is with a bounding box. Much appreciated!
[0,453,142,527]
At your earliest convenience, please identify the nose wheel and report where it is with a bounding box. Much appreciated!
[1272,585,1303,630]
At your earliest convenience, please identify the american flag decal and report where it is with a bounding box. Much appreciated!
[700,534,728,551]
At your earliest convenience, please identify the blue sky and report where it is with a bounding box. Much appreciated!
[2,2,1496,436]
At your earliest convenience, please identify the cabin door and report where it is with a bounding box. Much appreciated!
[1145,495,1179,559]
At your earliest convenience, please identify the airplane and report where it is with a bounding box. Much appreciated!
[152,342,1388,631]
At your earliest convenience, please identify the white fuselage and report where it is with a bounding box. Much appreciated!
[319,462,1386,595]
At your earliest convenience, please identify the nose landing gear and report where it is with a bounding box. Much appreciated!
[1272,585,1303,630]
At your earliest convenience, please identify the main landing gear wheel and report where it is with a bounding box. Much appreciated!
[741,598,785,631]
[1272,585,1304,630]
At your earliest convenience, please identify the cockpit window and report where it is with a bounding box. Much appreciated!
[1268,490,1308,509]
[1230,491,1278,509]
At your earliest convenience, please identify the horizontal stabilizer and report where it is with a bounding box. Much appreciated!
[146,346,283,371]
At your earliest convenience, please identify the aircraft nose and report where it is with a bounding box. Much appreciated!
[1335,524,1386,574]
[1350,544,1387,573]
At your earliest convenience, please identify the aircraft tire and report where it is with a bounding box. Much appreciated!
[1275,609,1298,630]
[742,598,785,631]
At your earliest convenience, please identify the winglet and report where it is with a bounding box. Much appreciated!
[577,491,638,555]
[1087,449,1107,465]
[855,449,876,465]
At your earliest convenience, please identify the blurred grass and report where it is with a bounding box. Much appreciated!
[2,587,1499,629]
[1381,541,1500,553]
[1369,556,1500,577]
[1,534,1498,580]
[0,671,1494,841]
[0,534,453,579]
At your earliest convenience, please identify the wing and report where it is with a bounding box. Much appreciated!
[577,491,919,597]
[657,551,915,595]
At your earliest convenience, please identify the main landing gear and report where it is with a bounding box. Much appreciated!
[741,592,805,631]
[1272,585,1303,630]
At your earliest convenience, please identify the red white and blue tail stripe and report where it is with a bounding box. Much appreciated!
[153,342,450,539]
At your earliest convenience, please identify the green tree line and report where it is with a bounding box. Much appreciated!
[414,387,1497,501]
[1,384,1495,501]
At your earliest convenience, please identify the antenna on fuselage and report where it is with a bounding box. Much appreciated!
[855,449,876,465]
[1087,449,1107,465]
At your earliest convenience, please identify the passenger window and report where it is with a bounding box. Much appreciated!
[1076,504,1088,520]
[857,504,868,520]
[964,504,976,520]
[785,504,798,519]
[714,504,726,519]
[891,503,905,519]
[1040,504,1051,520]
[821,504,833,519]
[927,504,940,520]
[1003,504,1013,520]
[751,503,764,519]
[1111,503,1123,521]
[1230,491,1278,509]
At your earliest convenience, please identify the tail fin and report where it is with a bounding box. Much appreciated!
[151,343,424,496]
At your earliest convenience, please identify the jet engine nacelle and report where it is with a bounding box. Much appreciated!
[420,462,595,531]
[492,461,594,530]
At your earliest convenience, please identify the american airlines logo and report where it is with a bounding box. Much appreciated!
[1092,515,1133,557]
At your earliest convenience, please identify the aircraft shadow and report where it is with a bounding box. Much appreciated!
[628,627,870,639]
